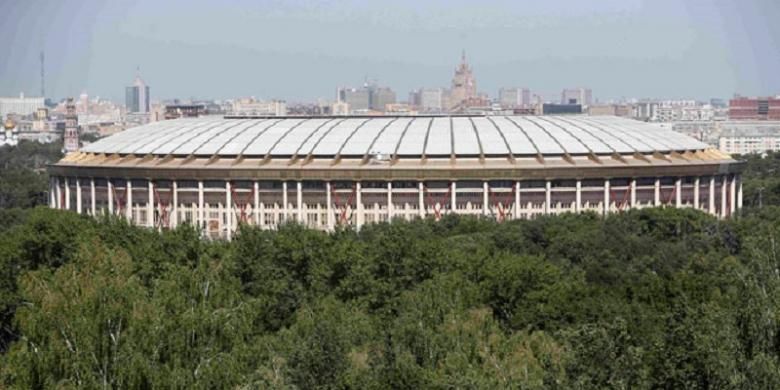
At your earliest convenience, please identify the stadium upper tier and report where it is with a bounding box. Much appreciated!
[81,115,707,158]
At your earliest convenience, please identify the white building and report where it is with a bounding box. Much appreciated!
[0,93,45,120]
[561,88,592,106]
[231,98,287,116]
[718,121,780,154]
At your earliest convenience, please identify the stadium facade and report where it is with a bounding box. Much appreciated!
[50,115,743,239]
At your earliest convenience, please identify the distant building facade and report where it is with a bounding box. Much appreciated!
[717,121,780,154]
[543,104,582,115]
[165,104,206,119]
[729,96,780,120]
[449,52,477,110]
[588,104,632,117]
[0,93,45,120]
[337,83,396,113]
[231,98,287,116]
[125,72,150,114]
[561,88,592,106]
[499,88,531,109]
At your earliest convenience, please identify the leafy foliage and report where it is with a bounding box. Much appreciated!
[0,145,779,387]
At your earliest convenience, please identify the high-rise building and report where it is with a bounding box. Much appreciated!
[370,87,396,111]
[125,70,150,114]
[421,88,446,112]
[561,88,593,106]
[337,83,396,112]
[729,96,780,120]
[0,92,45,120]
[338,87,370,111]
[63,98,79,153]
[499,88,531,109]
[450,51,477,110]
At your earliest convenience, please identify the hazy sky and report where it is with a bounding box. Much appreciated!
[1,0,778,103]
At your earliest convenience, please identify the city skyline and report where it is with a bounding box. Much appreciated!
[1,0,779,103]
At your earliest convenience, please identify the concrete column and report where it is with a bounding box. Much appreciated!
[148,180,154,227]
[64,177,71,210]
[515,181,521,219]
[575,180,582,213]
[483,181,489,216]
[297,181,304,223]
[603,179,610,216]
[387,182,393,221]
[55,177,62,209]
[693,177,700,210]
[356,181,363,229]
[48,177,54,208]
[721,176,728,218]
[171,180,178,228]
[450,181,457,212]
[107,180,114,214]
[282,181,288,222]
[253,181,260,226]
[730,175,737,215]
[226,181,232,239]
[630,179,637,209]
[126,180,133,222]
[418,181,425,218]
[654,178,661,207]
[198,180,204,229]
[675,178,682,208]
[709,177,716,215]
[76,178,82,214]
[326,181,334,229]
[90,178,96,216]
[737,175,743,212]
[545,180,552,214]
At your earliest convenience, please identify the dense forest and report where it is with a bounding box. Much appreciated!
[1,141,780,388]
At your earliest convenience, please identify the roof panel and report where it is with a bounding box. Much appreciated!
[396,117,431,156]
[489,117,537,155]
[424,117,452,156]
[126,118,225,155]
[541,117,610,154]
[510,117,564,154]
[243,119,306,156]
[340,117,395,156]
[452,117,481,155]
[270,118,331,155]
[217,119,276,155]
[78,115,710,161]
[164,120,241,155]
[311,118,367,156]
[196,120,263,155]
[372,117,413,155]
[470,117,509,155]
[557,117,635,153]
[533,118,589,154]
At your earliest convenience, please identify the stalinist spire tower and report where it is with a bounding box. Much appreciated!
[450,50,477,110]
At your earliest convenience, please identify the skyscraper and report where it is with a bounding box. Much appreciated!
[125,70,150,113]
[450,51,477,110]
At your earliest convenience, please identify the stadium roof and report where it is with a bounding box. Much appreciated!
[82,115,709,159]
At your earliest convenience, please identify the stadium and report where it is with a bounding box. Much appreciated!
[50,115,743,239]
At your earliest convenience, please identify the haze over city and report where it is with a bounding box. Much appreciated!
[2,0,779,102]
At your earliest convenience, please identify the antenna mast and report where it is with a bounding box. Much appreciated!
[40,51,45,98]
